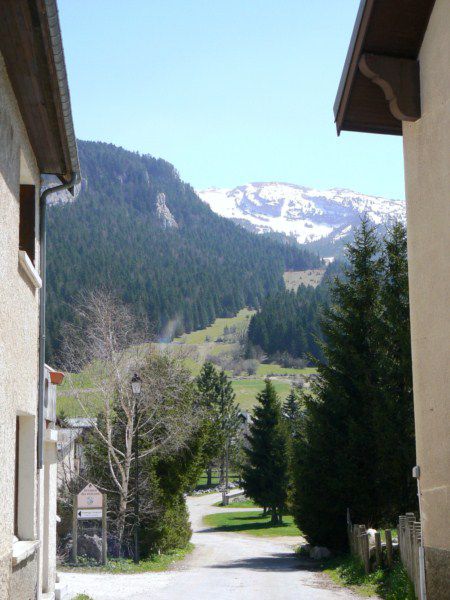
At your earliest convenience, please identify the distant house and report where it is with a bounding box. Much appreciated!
[0,1,79,599]
[334,1,449,597]
[57,418,97,489]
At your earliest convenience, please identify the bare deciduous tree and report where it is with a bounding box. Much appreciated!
[61,290,199,547]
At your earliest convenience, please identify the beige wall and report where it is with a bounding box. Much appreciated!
[0,53,41,599]
[402,0,450,595]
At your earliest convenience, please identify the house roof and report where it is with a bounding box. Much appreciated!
[0,0,79,184]
[334,0,436,136]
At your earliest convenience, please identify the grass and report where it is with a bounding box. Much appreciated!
[62,544,194,574]
[232,379,292,411]
[73,595,94,600]
[256,364,317,377]
[57,391,102,418]
[194,470,240,491]
[320,555,415,599]
[283,269,326,291]
[174,308,255,345]
[213,500,258,509]
[203,511,301,537]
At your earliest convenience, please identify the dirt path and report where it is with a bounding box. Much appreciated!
[62,492,357,600]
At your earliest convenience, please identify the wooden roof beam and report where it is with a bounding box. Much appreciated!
[358,54,421,122]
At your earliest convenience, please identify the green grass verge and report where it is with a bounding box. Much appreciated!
[203,511,301,537]
[213,500,258,508]
[61,544,194,574]
[73,595,94,600]
[232,379,292,411]
[320,555,415,599]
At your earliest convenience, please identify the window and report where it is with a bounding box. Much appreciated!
[19,184,36,265]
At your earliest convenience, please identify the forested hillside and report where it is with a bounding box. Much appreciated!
[246,261,342,363]
[46,141,320,361]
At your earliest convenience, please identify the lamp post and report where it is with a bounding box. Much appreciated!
[131,373,142,564]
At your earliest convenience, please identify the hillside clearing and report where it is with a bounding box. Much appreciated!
[283,269,326,291]
[57,308,316,417]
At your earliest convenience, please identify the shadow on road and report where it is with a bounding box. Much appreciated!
[208,553,322,573]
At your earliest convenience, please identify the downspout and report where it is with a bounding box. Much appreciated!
[37,172,79,469]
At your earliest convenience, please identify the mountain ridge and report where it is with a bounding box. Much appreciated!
[198,182,406,255]
[46,141,321,361]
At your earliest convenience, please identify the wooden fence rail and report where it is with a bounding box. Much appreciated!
[347,522,394,574]
[347,511,423,599]
[398,513,423,599]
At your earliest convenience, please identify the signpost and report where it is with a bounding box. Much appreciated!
[77,483,103,509]
[72,484,107,565]
[77,509,102,520]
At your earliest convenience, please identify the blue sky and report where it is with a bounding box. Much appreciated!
[59,0,405,199]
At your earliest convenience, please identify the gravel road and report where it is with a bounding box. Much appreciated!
[62,492,357,600]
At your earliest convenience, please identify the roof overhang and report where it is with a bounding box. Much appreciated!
[334,0,436,136]
[0,0,79,187]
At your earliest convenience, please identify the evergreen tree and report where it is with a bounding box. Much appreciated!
[243,380,289,524]
[196,362,241,485]
[376,223,417,517]
[291,219,383,548]
[282,387,302,434]
[246,261,343,363]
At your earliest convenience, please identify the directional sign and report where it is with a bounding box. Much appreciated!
[77,509,102,520]
[77,483,103,509]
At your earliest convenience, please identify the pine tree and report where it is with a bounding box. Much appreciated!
[376,222,417,517]
[243,380,289,524]
[282,387,301,431]
[291,218,383,548]
[196,362,241,486]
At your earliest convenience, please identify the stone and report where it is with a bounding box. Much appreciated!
[309,546,331,559]
[77,534,103,562]
[297,543,311,557]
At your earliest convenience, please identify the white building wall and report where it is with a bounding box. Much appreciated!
[402,0,450,596]
[0,49,44,600]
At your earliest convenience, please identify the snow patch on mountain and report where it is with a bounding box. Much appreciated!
[198,182,405,246]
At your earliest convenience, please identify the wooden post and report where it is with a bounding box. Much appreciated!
[358,525,366,564]
[72,494,78,564]
[101,493,107,565]
[406,513,415,584]
[385,529,393,568]
[375,531,382,569]
[361,532,370,574]
[413,522,422,598]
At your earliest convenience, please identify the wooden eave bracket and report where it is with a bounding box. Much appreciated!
[359,53,421,122]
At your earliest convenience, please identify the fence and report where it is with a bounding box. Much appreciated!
[347,521,395,573]
[347,511,424,599]
[398,513,425,600]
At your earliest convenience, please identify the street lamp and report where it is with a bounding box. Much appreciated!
[131,373,142,563]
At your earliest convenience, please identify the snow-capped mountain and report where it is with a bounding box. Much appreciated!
[198,182,406,255]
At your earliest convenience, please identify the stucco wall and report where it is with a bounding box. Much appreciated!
[11,554,38,600]
[402,0,450,596]
[0,53,41,599]
[40,437,58,595]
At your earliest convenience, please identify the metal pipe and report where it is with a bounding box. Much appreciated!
[37,172,79,469]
